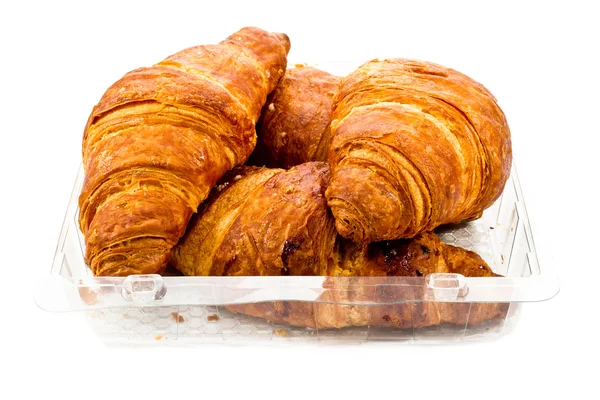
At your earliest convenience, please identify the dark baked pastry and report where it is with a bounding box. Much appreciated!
[79,27,290,276]
[250,66,340,168]
[326,58,512,242]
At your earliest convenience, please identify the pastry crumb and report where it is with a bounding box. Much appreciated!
[171,312,185,323]
[216,182,230,191]
[78,285,97,305]
[268,103,275,111]
[281,132,287,137]
[155,334,164,341]
[501,254,505,263]
[273,328,288,337]
[207,314,219,321]
[233,175,242,181]
[294,63,306,68]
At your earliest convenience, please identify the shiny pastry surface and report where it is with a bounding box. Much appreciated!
[326,58,512,242]
[251,66,341,168]
[79,27,290,276]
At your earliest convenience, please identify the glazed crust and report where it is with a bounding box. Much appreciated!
[250,66,341,168]
[171,162,336,277]
[326,59,512,242]
[172,162,507,329]
[79,27,290,276]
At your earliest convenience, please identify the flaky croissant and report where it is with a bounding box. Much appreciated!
[326,59,512,243]
[249,66,341,168]
[171,162,336,277]
[78,27,290,276]
[171,162,507,329]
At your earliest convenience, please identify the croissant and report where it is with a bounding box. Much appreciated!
[78,27,290,276]
[171,162,336,277]
[326,58,512,242]
[171,162,507,329]
[249,66,341,168]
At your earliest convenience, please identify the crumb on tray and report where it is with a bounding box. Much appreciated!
[207,314,219,322]
[155,334,164,341]
[78,286,97,306]
[273,328,288,337]
[171,312,185,323]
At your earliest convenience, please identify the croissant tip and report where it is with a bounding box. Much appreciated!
[274,32,291,54]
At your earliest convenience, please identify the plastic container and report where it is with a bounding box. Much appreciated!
[34,163,558,344]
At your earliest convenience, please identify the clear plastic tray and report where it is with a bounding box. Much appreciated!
[35,164,558,344]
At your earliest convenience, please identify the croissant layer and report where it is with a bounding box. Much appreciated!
[326,59,512,242]
[250,66,341,168]
[171,162,336,277]
[79,27,290,276]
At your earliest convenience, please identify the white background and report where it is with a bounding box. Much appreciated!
[1,1,598,398]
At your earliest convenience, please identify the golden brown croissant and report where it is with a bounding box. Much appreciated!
[249,66,341,168]
[171,162,507,329]
[78,27,290,276]
[326,58,512,243]
[171,162,336,277]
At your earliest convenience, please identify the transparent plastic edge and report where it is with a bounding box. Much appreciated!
[508,163,560,300]
[34,274,557,313]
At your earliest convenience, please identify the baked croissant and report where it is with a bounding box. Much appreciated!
[326,58,512,242]
[171,162,336,277]
[78,27,290,276]
[249,66,341,168]
[171,162,507,329]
